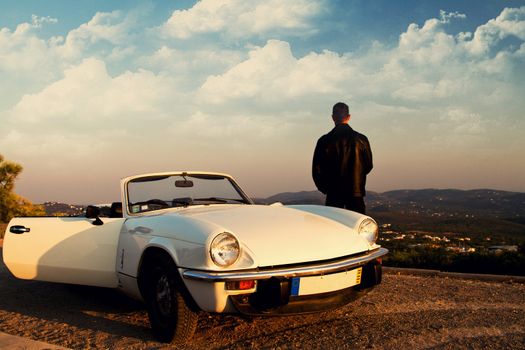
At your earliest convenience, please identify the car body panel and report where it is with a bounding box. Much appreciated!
[179,204,371,267]
[4,217,123,287]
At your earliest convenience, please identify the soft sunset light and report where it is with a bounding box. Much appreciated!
[1,1,524,203]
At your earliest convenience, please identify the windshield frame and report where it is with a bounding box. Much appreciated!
[122,171,253,217]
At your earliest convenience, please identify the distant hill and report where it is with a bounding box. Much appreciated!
[256,191,325,205]
[42,202,85,216]
[258,189,525,218]
[370,189,525,217]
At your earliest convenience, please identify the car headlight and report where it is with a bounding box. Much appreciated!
[210,232,240,267]
[358,218,379,246]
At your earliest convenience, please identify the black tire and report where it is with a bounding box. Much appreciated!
[144,254,198,344]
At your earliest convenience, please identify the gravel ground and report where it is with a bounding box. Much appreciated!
[1,244,524,349]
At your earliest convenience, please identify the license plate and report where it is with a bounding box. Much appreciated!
[290,267,362,296]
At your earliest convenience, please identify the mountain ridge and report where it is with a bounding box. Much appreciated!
[257,188,525,215]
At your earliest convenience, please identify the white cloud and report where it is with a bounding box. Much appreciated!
[162,0,323,39]
[396,17,459,66]
[9,58,175,125]
[0,17,65,109]
[58,11,133,60]
[4,14,58,36]
[199,40,295,102]
[465,6,525,55]
[439,10,466,24]
[368,9,525,108]
[428,108,486,140]
[0,129,109,159]
[30,14,58,28]
[141,45,244,86]
[199,40,352,104]
[172,110,288,142]
[0,18,60,74]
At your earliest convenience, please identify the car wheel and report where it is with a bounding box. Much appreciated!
[144,254,198,344]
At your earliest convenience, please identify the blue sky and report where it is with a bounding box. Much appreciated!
[1,0,524,203]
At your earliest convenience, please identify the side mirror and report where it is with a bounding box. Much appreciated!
[85,205,104,226]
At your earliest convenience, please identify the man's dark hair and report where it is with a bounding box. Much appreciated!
[332,102,349,123]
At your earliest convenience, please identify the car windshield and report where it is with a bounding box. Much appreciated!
[127,174,251,214]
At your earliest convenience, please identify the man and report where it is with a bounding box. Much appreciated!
[312,102,373,214]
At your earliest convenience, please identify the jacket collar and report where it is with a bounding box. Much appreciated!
[333,123,353,131]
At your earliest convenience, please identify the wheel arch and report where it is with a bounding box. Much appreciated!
[137,247,201,312]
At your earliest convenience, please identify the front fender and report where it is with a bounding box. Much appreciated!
[118,212,259,279]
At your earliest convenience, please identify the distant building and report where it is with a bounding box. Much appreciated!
[488,245,518,254]
[446,246,476,253]
[423,235,442,242]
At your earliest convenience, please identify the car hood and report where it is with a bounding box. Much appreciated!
[176,204,370,267]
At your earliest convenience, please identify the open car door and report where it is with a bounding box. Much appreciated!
[3,216,124,288]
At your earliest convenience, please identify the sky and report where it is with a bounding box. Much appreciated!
[1,0,524,204]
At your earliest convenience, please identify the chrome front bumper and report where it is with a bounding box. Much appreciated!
[182,247,388,282]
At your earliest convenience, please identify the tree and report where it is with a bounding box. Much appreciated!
[0,154,44,223]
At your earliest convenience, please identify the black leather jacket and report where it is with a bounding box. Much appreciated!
[312,123,373,197]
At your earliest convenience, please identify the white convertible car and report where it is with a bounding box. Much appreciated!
[3,172,387,344]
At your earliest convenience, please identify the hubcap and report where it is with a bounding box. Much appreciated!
[156,274,172,316]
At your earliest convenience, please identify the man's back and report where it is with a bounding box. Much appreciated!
[313,123,373,197]
[312,102,373,214]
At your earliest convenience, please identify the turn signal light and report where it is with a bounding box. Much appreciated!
[225,280,256,290]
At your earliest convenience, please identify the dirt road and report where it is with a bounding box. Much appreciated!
[0,245,524,349]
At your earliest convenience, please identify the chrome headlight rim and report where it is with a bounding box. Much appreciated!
[210,232,241,267]
[358,218,379,246]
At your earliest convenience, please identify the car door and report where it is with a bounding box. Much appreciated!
[3,216,125,288]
